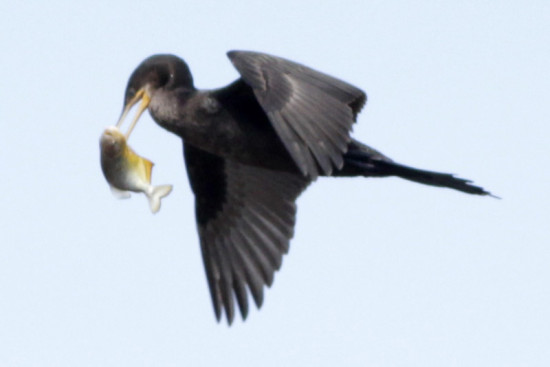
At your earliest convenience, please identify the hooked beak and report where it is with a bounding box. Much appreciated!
[116,88,151,139]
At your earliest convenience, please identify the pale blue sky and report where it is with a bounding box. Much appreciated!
[1,1,549,366]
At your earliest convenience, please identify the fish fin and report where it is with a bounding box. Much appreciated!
[147,184,173,213]
[142,158,154,182]
[110,186,131,199]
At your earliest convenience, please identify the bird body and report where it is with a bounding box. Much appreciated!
[117,50,492,323]
[100,126,172,213]
[148,82,297,172]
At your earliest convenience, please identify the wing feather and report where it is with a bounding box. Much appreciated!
[228,50,367,179]
[184,144,309,324]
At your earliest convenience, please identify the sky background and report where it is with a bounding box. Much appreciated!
[1,1,549,366]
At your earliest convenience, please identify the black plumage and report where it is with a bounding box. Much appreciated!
[117,50,492,324]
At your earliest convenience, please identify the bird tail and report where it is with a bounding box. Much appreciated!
[340,141,495,197]
[147,184,173,213]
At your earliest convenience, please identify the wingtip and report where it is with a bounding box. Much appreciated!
[214,307,222,323]
[226,314,234,326]
[240,308,249,322]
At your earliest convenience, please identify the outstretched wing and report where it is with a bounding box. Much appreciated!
[184,144,310,324]
[227,50,367,179]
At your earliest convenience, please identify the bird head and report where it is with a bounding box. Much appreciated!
[117,54,194,139]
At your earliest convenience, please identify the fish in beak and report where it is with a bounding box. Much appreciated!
[100,126,172,213]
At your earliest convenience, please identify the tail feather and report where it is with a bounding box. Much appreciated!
[342,143,495,197]
[370,160,494,196]
[147,184,173,213]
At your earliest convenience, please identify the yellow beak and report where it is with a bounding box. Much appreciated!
[116,88,151,139]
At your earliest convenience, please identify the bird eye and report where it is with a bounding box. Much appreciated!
[157,70,171,87]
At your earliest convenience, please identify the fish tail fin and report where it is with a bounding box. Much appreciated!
[147,184,173,213]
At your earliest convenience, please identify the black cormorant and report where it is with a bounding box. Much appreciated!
[117,50,492,324]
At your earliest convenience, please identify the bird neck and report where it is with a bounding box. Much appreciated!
[149,87,196,136]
